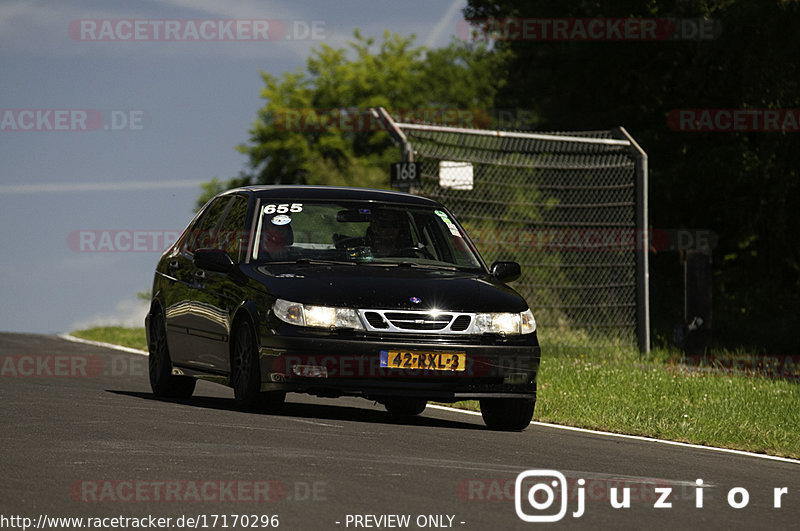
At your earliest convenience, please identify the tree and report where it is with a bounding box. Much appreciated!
[465,0,800,352]
[196,30,505,208]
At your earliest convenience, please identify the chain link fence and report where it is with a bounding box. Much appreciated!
[374,108,649,351]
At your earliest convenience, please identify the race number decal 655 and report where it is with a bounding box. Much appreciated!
[264,203,303,214]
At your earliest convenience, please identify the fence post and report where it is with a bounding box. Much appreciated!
[683,250,712,355]
[371,108,414,162]
[615,127,650,354]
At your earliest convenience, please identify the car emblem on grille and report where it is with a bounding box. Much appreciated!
[409,297,422,304]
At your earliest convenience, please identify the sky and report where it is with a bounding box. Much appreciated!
[0,0,468,334]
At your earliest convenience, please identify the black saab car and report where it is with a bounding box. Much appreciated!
[146,186,540,430]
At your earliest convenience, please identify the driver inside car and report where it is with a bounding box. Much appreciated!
[260,223,293,260]
[367,209,414,257]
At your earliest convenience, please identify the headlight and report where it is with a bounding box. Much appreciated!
[520,309,536,334]
[273,299,364,330]
[474,309,536,335]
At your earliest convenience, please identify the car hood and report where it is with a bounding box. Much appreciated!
[252,263,528,313]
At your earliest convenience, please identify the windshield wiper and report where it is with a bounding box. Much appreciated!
[379,261,460,271]
[267,258,357,266]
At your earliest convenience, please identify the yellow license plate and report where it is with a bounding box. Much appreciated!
[380,350,466,371]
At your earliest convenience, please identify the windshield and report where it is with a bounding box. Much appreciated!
[251,200,483,270]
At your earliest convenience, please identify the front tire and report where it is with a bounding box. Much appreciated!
[384,398,428,417]
[148,310,196,398]
[231,320,285,413]
[479,398,535,431]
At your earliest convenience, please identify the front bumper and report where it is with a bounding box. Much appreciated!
[255,330,540,402]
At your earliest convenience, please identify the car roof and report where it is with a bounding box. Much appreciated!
[225,185,443,207]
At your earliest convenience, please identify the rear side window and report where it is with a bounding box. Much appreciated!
[217,196,249,262]
[181,197,231,254]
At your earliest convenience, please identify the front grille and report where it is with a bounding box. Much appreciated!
[364,312,389,329]
[384,312,452,330]
[358,309,476,335]
[451,314,472,331]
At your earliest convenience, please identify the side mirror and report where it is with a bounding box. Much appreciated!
[193,248,235,274]
[490,261,521,283]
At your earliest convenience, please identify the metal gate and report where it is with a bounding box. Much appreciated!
[373,108,649,352]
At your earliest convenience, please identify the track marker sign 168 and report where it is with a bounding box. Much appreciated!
[390,162,419,190]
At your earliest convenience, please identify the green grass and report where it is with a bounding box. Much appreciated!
[534,346,799,458]
[450,342,800,459]
[71,326,148,351]
[72,326,800,458]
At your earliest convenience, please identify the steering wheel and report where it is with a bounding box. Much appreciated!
[333,234,368,249]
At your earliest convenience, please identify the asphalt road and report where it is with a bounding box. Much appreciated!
[1,332,798,530]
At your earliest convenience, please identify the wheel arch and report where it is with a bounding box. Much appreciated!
[229,301,261,368]
[145,296,165,352]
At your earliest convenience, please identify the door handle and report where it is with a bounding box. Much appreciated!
[194,270,206,280]
[168,260,180,270]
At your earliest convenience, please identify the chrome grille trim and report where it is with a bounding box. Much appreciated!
[357,309,475,335]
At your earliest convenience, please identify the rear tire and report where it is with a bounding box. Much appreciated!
[479,398,535,431]
[148,310,196,398]
[384,398,428,417]
[231,320,285,413]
